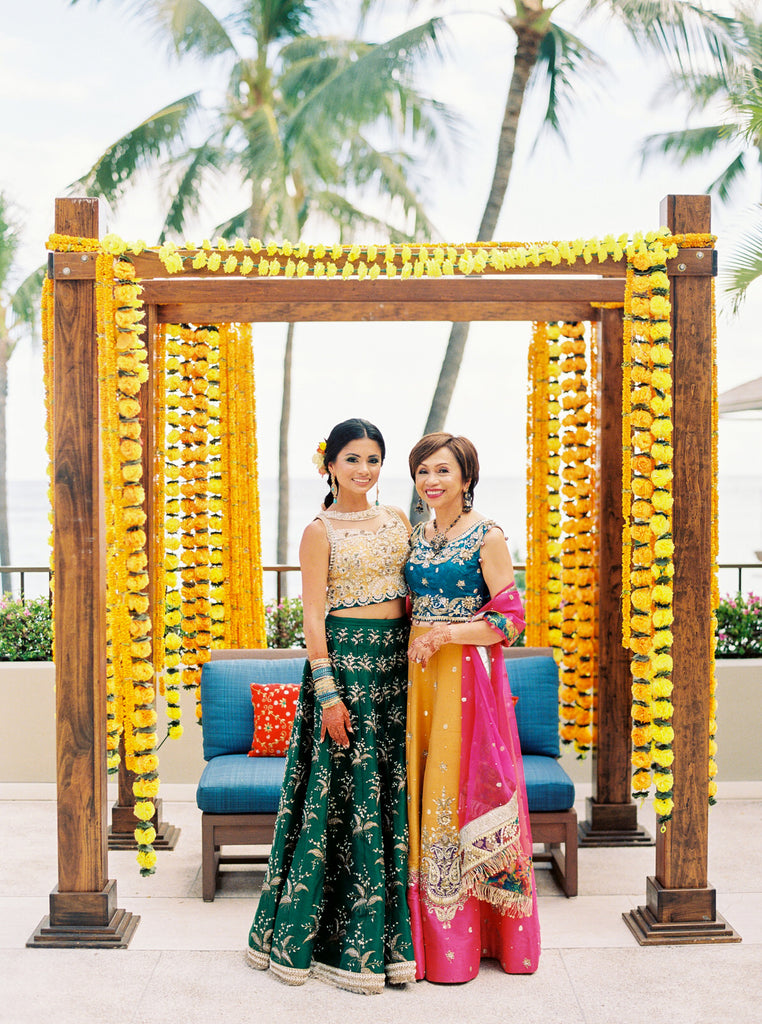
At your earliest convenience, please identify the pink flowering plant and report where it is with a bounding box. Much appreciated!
[715,592,762,659]
[265,596,306,649]
[0,595,53,661]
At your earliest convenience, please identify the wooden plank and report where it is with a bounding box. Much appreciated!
[591,308,641,811]
[655,194,713,892]
[143,277,624,305]
[154,300,614,324]
[52,197,108,898]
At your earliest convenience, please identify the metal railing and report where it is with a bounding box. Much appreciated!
[2,561,760,606]
[0,566,52,603]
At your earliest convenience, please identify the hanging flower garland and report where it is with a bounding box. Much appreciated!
[94,252,158,873]
[218,323,267,649]
[623,239,676,824]
[525,322,548,646]
[558,321,598,756]
[161,325,186,729]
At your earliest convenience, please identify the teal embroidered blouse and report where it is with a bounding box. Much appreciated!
[405,518,499,623]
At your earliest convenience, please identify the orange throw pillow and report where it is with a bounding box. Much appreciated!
[248,683,300,756]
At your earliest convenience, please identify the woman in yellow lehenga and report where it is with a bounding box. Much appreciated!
[404,432,540,983]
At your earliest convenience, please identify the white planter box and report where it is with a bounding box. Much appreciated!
[2,658,760,786]
[0,660,204,786]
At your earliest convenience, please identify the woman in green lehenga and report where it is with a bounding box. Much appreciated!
[247,418,416,994]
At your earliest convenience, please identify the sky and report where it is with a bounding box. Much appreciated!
[2,0,761,503]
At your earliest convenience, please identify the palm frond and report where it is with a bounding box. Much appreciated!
[723,206,762,313]
[580,0,742,77]
[69,93,202,203]
[531,23,606,148]
[11,266,46,334]
[0,194,20,289]
[640,124,730,165]
[159,142,228,241]
[707,152,748,206]
[282,19,454,150]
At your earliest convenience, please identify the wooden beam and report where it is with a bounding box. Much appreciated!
[154,300,613,324]
[28,198,139,949]
[579,307,652,847]
[51,248,715,284]
[623,195,738,944]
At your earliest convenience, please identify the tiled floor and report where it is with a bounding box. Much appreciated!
[1,783,761,1024]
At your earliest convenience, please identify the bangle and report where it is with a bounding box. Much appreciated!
[314,675,340,707]
[312,664,334,682]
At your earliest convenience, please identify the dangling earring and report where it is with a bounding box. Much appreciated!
[416,496,425,514]
[331,479,338,501]
[375,483,380,507]
[463,491,473,512]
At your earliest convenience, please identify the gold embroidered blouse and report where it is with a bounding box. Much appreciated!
[317,506,409,612]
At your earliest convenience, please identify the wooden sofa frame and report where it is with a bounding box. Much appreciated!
[201,646,577,901]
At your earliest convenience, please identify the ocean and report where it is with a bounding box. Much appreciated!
[7,475,762,602]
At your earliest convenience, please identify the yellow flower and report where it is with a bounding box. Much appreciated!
[134,800,155,821]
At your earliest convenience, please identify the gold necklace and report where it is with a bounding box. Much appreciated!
[430,510,464,553]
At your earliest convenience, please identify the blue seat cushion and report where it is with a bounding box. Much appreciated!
[200,657,306,759]
[196,754,286,814]
[522,754,575,812]
[505,656,561,757]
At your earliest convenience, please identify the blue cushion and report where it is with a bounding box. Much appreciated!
[505,656,561,757]
[196,753,287,813]
[200,657,306,759]
[522,754,575,812]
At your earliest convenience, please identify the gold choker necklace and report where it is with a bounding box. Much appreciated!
[430,511,464,553]
[324,507,379,520]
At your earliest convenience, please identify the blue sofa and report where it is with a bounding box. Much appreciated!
[197,647,577,900]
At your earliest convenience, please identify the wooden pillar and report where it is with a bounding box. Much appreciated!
[28,198,139,948]
[108,303,179,850]
[623,194,739,943]
[579,307,652,846]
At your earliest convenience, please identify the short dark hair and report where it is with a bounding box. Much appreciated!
[322,418,385,508]
[408,432,479,502]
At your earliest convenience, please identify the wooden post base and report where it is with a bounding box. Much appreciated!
[27,879,140,948]
[578,799,654,847]
[623,876,741,945]
[107,798,181,851]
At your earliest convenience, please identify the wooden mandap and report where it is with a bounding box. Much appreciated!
[29,193,738,948]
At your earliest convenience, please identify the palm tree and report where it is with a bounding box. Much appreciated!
[409,0,740,518]
[638,3,762,308]
[70,0,453,571]
[0,194,45,595]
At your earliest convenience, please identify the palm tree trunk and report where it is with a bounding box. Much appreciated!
[276,322,294,595]
[410,24,545,520]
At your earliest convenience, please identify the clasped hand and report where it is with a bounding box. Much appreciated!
[320,701,353,748]
[408,624,453,668]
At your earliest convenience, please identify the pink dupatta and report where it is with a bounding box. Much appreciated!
[457,584,534,916]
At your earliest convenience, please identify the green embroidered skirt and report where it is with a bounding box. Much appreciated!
[247,615,416,994]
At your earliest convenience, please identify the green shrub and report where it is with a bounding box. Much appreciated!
[715,592,762,659]
[265,596,306,649]
[0,595,53,661]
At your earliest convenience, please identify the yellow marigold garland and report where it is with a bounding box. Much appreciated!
[525,323,548,645]
[557,322,598,756]
[97,254,157,872]
[219,323,267,649]
[525,323,564,663]
[624,240,677,824]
